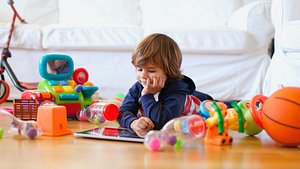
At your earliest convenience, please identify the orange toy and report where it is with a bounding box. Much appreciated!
[250,87,300,147]
[37,105,72,136]
[205,102,233,145]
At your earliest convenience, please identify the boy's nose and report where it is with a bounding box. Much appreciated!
[140,71,148,78]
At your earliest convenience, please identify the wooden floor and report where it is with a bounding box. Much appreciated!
[0,102,300,169]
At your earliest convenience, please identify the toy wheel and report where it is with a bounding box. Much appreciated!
[0,80,10,103]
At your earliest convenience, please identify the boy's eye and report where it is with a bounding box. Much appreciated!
[148,70,156,73]
[136,68,143,72]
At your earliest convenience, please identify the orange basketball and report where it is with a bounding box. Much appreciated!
[262,87,300,146]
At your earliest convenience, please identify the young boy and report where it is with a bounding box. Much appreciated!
[117,33,213,131]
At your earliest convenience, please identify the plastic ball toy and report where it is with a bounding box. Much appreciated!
[199,100,213,120]
[0,127,3,138]
[77,102,119,124]
[249,87,300,147]
[144,130,183,151]
[163,114,206,137]
[144,115,206,151]
[237,101,262,136]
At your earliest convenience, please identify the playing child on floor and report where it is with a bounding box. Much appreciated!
[117,33,213,131]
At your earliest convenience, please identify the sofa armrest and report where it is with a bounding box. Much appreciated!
[271,0,300,29]
[278,20,300,51]
[228,1,274,43]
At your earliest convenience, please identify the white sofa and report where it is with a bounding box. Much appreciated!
[0,0,274,101]
[263,0,300,96]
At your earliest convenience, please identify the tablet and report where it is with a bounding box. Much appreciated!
[74,127,144,143]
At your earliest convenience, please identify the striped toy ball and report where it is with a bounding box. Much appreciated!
[262,87,300,147]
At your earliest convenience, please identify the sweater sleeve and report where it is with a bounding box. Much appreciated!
[117,83,141,128]
[140,93,186,130]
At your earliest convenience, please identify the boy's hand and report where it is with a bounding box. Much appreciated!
[142,76,166,95]
[130,117,154,131]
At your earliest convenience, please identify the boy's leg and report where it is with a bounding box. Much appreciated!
[192,91,214,101]
[193,91,240,108]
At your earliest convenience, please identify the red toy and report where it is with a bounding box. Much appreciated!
[21,90,55,105]
[250,87,300,147]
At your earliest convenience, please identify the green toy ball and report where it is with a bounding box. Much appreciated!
[238,101,263,136]
[174,137,184,149]
[0,128,4,138]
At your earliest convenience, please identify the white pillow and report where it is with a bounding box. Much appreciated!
[59,0,142,26]
[0,0,58,26]
[140,0,243,30]
[228,1,273,43]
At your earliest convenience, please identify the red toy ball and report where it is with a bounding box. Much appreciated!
[250,87,300,147]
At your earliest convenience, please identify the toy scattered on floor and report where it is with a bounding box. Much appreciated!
[144,115,206,151]
[204,100,257,145]
[0,127,3,138]
[204,102,233,145]
[77,94,124,124]
[200,100,262,137]
[38,53,98,118]
[249,87,300,147]
[145,99,263,150]
[237,100,262,136]
[227,102,245,133]
[199,100,213,120]
[12,99,39,120]
[21,90,55,105]
[0,108,42,139]
[77,102,119,124]
[37,102,72,136]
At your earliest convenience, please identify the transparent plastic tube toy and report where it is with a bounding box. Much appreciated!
[0,109,42,139]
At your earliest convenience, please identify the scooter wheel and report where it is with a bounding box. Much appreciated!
[0,80,10,104]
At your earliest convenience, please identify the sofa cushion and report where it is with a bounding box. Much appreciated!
[144,27,258,54]
[228,1,274,44]
[0,0,58,26]
[0,23,42,50]
[140,0,243,30]
[42,24,143,50]
[58,0,141,27]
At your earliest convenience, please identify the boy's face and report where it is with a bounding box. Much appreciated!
[135,62,167,87]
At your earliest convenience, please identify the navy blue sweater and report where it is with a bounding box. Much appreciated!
[117,76,213,130]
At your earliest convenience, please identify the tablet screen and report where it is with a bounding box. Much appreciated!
[74,127,145,143]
